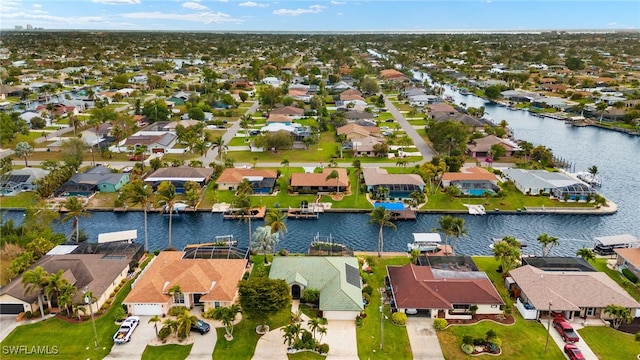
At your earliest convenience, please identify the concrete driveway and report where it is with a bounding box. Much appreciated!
[104,315,155,359]
[252,325,289,360]
[405,317,444,360]
[186,322,217,360]
[0,315,20,342]
[543,320,598,360]
[324,320,358,360]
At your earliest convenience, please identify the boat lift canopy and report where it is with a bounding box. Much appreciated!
[412,233,442,243]
[594,234,639,246]
[98,229,137,244]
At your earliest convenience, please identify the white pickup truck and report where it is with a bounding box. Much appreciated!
[113,316,140,344]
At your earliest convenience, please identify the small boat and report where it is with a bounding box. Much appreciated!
[593,234,640,256]
[463,204,486,215]
[576,172,602,187]
[407,233,442,253]
[308,233,353,256]
[489,237,528,249]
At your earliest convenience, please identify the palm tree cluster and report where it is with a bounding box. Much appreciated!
[369,206,397,257]
[22,266,79,319]
[433,215,467,255]
[159,308,199,341]
[281,317,328,351]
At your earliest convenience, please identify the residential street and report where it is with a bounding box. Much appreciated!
[384,95,435,163]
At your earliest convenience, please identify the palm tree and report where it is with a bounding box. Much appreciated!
[280,157,290,176]
[596,101,608,123]
[449,217,467,256]
[251,226,279,264]
[308,318,322,341]
[281,323,301,348]
[325,169,341,195]
[368,206,397,257]
[237,178,254,196]
[604,304,632,329]
[176,309,199,339]
[192,140,209,160]
[58,282,77,318]
[123,180,154,252]
[149,315,162,336]
[62,196,90,243]
[576,248,596,263]
[212,304,241,341]
[537,233,559,257]
[15,142,33,167]
[212,136,228,162]
[22,266,49,317]
[265,209,287,237]
[168,284,183,305]
[156,181,177,249]
[588,165,598,177]
[433,215,456,255]
[45,269,67,309]
[317,324,328,343]
[492,236,521,275]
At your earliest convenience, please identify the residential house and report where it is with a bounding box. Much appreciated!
[343,110,375,124]
[501,168,596,199]
[290,168,348,193]
[431,111,485,130]
[0,167,49,196]
[336,123,381,140]
[117,131,178,154]
[269,106,305,119]
[614,248,640,282]
[350,136,386,157]
[0,242,141,315]
[145,166,214,192]
[380,69,409,82]
[262,77,282,87]
[466,135,518,158]
[362,168,425,198]
[387,263,504,319]
[266,114,293,124]
[163,119,202,132]
[269,257,363,320]
[129,74,148,84]
[508,264,640,320]
[54,165,129,196]
[441,167,500,194]
[124,251,248,315]
[216,168,278,193]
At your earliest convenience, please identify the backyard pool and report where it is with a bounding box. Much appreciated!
[465,189,495,196]
[374,202,406,210]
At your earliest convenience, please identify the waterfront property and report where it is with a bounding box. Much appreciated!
[290,168,349,194]
[0,167,49,196]
[386,261,504,319]
[441,167,499,195]
[54,165,129,197]
[123,251,247,315]
[466,135,518,158]
[216,168,278,193]
[593,234,640,256]
[507,264,640,321]
[362,167,425,199]
[614,248,640,281]
[269,257,363,320]
[145,166,214,193]
[501,168,596,200]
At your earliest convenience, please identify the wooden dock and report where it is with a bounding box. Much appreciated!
[287,205,323,219]
[389,208,416,220]
[223,206,266,220]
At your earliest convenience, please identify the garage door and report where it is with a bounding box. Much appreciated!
[132,304,162,316]
[0,304,25,315]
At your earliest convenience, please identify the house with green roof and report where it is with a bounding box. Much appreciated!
[269,257,363,320]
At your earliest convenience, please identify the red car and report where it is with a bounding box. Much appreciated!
[553,318,580,343]
[564,344,585,360]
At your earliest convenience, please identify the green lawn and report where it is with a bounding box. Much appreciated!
[356,256,412,360]
[0,255,154,359]
[0,192,39,209]
[141,344,192,360]
[578,326,638,360]
[288,351,326,360]
[591,258,640,302]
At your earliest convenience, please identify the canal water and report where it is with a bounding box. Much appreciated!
[2,72,639,256]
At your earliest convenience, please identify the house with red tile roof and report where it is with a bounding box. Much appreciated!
[269,106,305,118]
[466,135,517,158]
[290,168,348,193]
[216,168,278,192]
[336,123,381,140]
[124,251,247,315]
[441,167,500,194]
[387,263,504,319]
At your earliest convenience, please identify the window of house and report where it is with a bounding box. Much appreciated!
[173,292,185,304]
[214,301,220,308]
[452,304,470,311]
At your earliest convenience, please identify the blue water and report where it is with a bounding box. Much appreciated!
[374,202,405,211]
[465,189,494,196]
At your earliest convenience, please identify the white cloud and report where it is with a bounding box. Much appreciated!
[273,4,325,16]
[33,4,42,8]
[330,1,345,4]
[336,12,343,16]
[0,0,21,12]
[122,11,241,24]
[91,0,140,4]
[239,2,269,8]
[182,1,208,11]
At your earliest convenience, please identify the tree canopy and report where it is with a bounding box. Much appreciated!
[238,277,291,329]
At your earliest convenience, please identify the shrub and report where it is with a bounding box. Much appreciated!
[355,316,363,327]
[318,343,330,354]
[362,285,373,296]
[301,289,321,305]
[462,335,473,345]
[158,326,171,341]
[462,344,474,354]
[169,306,188,316]
[473,337,487,346]
[277,249,289,256]
[486,329,497,341]
[25,311,33,319]
[113,307,127,322]
[622,268,638,283]
[635,331,640,342]
[391,311,407,325]
[203,308,215,319]
[153,249,160,256]
[433,318,447,330]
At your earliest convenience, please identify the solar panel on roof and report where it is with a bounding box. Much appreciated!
[8,175,30,183]
[345,263,360,288]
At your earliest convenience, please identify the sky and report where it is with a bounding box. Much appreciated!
[1,0,639,32]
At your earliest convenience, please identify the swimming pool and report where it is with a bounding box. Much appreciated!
[465,189,494,196]
[374,202,405,211]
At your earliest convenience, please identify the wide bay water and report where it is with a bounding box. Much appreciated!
[2,70,639,256]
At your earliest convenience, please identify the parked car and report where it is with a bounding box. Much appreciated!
[564,344,585,360]
[113,316,140,344]
[553,318,580,343]
[191,319,211,335]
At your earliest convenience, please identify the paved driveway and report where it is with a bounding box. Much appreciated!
[104,316,155,359]
[186,323,217,360]
[252,325,289,360]
[543,320,598,360]
[406,317,444,360]
[0,315,20,342]
[324,320,358,360]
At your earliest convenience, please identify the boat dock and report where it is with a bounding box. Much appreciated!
[222,206,266,220]
[390,208,416,220]
[287,204,323,219]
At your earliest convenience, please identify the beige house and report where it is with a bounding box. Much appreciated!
[336,123,381,140]
[615,248,640,282]
[290,168,349,193]
[216,168,278,192]
[123,252,247,316]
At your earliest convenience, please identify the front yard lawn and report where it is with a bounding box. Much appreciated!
[141,344,192,360]
[578,326,638,360]
[0,192,39,209]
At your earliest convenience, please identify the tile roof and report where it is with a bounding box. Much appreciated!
[146,166,214,181]
[217,168,278,185]
[124,252,247,304]
[614,248,640,269]
[387,264,504,309]
[290,168,348,187]
[270,257,363,312]
[337,123,380,137]
[467,135,516,153]
[442,167,499,182]
[363,168,425,187]
[123,132,177,147]
[508,265,640,311]
[266,114,292,123]
[270,106,304,116]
